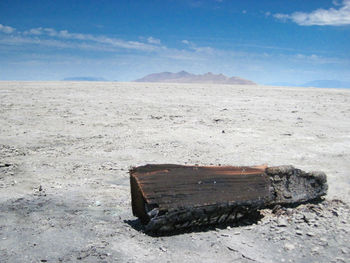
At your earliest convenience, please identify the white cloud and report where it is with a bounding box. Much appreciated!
[147,37,161,45]
[0,35,155,53]
[292,53,345,64]
[295,54,319,60]
[23,27,46,36]
[274,0,350,26]
[0,24,15,34]
[179,39,214,54]
[0,36,72,49]
[19,26,158,51]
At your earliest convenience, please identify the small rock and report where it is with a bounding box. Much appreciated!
[319,237,327,243]
[272,205,282,214]
[227,246,238,252]
[311,247,320,254]
[293,212,303,220]
[95,201,101,206]
[296,230,303,235]
[336,257,346,263]
[159,247,167,252]
[341,248,348,254]
[332,209,339,217]
[307,232,315,237]
[286,208,293,216]
[303,212,315,223]
[276,229,285,234]
[277,218,288,227]
[284,243,295,251]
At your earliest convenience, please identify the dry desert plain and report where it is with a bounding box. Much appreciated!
[0,81,349,262]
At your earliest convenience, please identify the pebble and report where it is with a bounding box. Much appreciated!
[340,248,348,254]
[284,243,295,251]
[95,201,101,206]
[296,230,303,235]
[319,239,328,247]
[307,232,315,237]
[286,208,293,216]
[336,257,346,263]
[276,229,285,234]
[277,218,288,227]
[311,247,320,254]
[303,212,315,223]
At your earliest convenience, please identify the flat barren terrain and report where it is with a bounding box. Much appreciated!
[1,82,349,262]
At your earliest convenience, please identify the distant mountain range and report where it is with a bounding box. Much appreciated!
[135,71,256,85]
[62,77,107,81]
[269,80,350,89]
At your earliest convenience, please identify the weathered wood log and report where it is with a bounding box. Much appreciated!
[130,164,327,233]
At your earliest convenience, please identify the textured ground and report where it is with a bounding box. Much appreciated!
[0,82,349,262]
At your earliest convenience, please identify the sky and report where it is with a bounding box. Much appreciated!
[0,0,350,84]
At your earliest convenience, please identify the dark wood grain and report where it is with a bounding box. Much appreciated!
[130,165,270,220]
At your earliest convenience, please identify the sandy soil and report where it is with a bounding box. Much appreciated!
[0,81,349,262]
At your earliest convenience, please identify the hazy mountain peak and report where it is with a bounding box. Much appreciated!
[135,71,256,85]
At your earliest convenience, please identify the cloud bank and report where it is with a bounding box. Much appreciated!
[274,0,350,26]
[21,27,158,51]
[0,24,15,33]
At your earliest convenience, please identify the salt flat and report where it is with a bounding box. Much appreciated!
[0,82,349,262]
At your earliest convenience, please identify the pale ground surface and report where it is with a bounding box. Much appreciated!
[0,81,349,262]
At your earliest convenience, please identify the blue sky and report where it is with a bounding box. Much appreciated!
[0,0,349,84]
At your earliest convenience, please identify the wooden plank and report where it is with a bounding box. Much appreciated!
[129,164,328,233]
[130,164,270,218]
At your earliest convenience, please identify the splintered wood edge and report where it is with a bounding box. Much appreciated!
[130,173,149,223]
